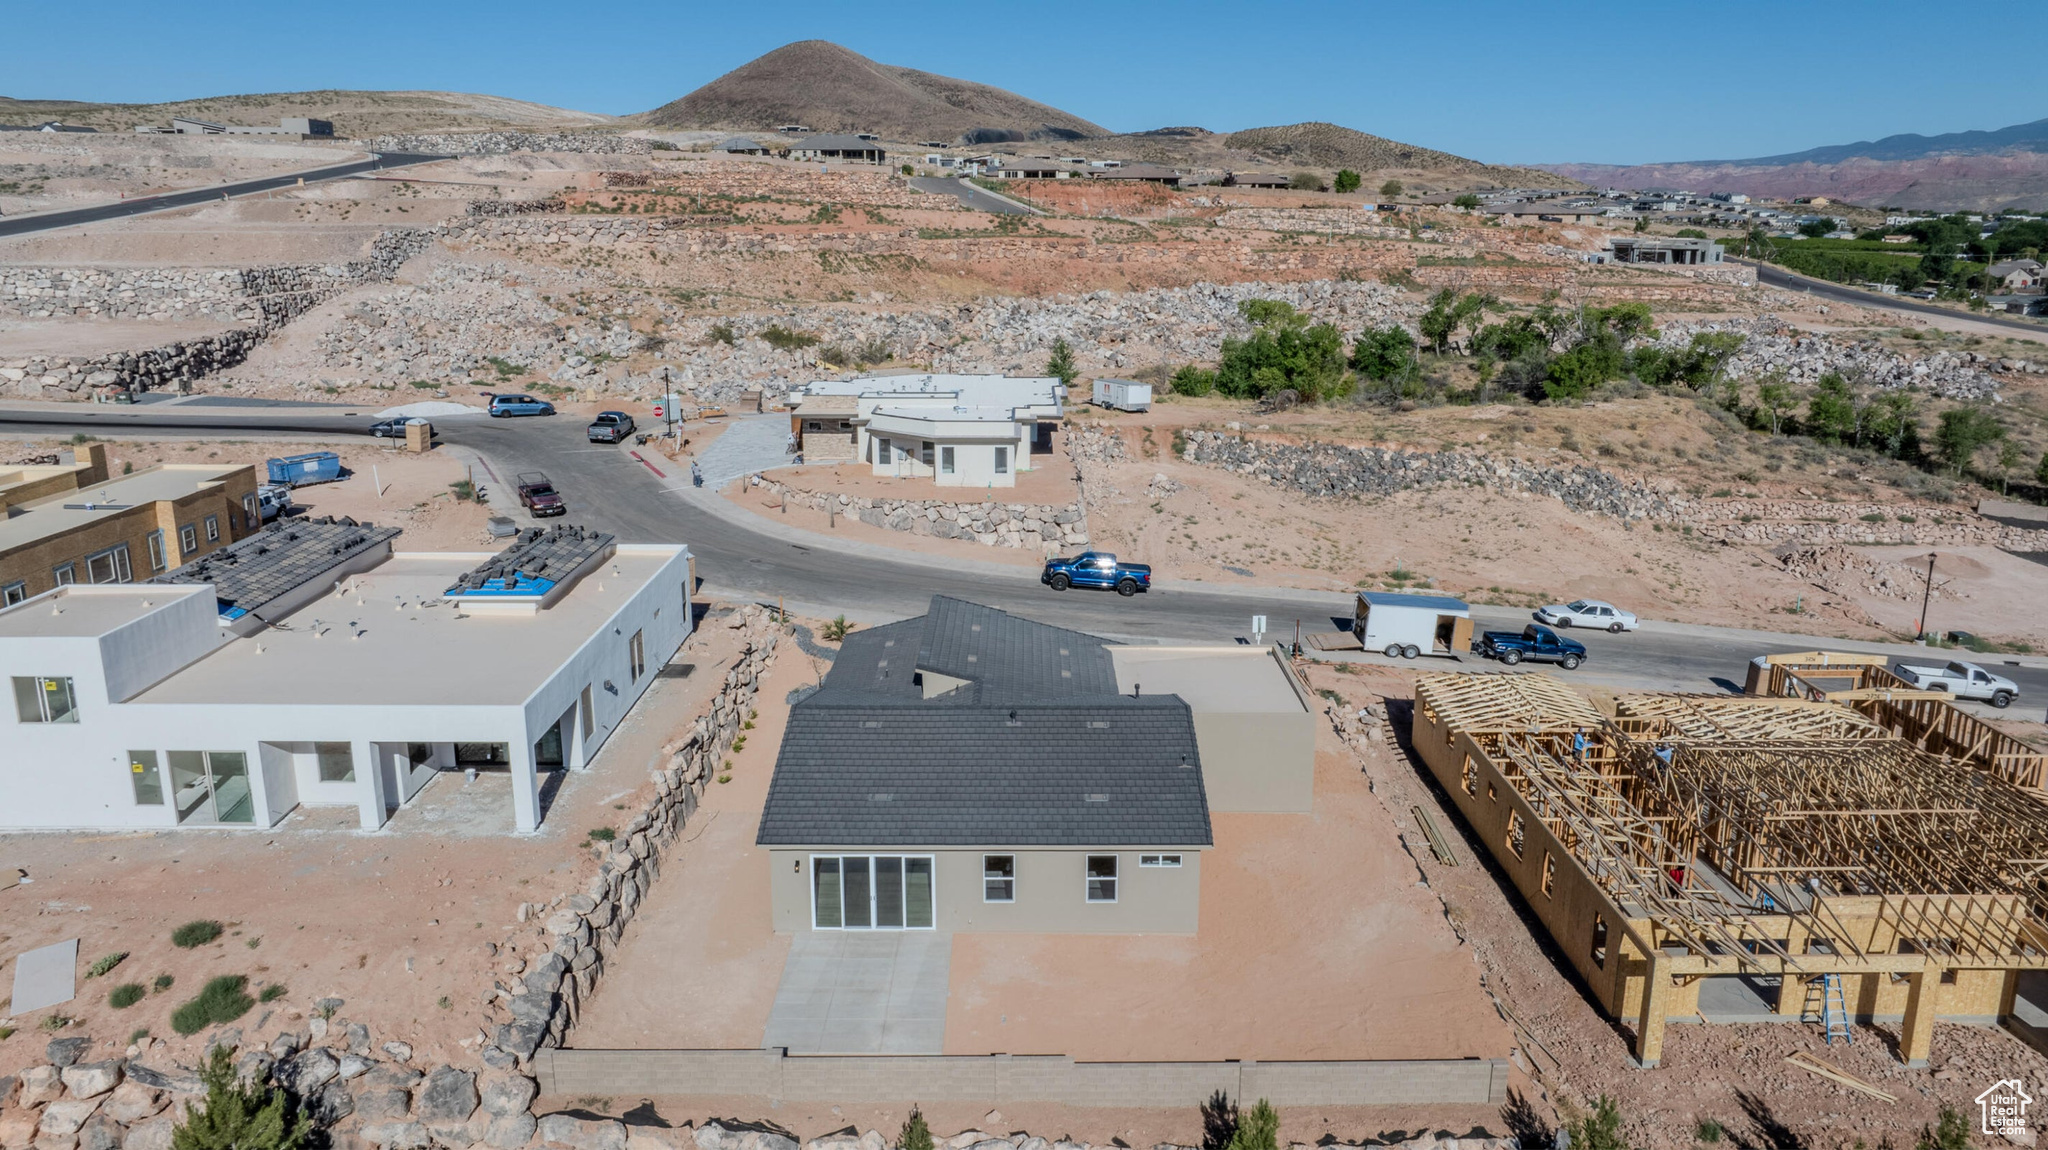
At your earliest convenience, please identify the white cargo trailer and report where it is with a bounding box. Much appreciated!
[1091,378,1152,412]
[1354,591,1473,659]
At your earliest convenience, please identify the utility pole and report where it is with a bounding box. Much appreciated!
[1916,552,1938,640]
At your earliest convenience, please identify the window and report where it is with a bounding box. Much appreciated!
[875,437,891,464]
[983,855,1015,902]
[940,446,955,475]
[204,515,220,543]
[86,544,132,584]
[146,530,166,573]
[242,494,258,529]
[629,629,645,682]
[920,441,934,467]
[1,582,24,607]
[1461,756,1477,797]
[994,446,1009,475]
[13,677,79,724]
[1540,852,1556,897]
[179,525,198,553]
[1085,855,1118,902]
[1505,811,1525,859]
[1486,782,1497,803]
[315,742,355,783]
[129,751,164,805]
[812,855,934,929]
[1139,854,1182,867]
[52,564,75,586]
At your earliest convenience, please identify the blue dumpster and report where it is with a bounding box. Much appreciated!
[266,451,343,487]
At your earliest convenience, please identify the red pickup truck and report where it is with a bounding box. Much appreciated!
[516,472,566,518]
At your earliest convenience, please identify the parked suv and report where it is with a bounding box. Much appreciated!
[587,411,636,443]
[488,394,556,418]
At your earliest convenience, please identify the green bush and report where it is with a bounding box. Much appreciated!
[1351,325,1417,382]
[1169,365,1216,397]
[1045,338,1077,386]
[897,1106,933,1150]
[169,975,254,1036]
[756,325,818,351]
[1332,169,1361,194]
[154,974,176,992]
[588,827,617,843]
[170,1047,312,1150]
[172,921,223,949]
[1224,1099,1279,1150]
[1378,179,1402,198]
[258,984,287,1003]
[1452,193,1481,209]
[86,951,129,979]
[109,983,146,1009]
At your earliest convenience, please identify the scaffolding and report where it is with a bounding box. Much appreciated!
[1410,670,2048,1069]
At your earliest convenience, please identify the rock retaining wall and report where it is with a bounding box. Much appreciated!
[759,480,1090,550]
[531,1118,1512,1150]
[367,133,651,156]
[490,616,779,1064]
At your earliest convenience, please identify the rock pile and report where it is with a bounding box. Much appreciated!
[1178,429,1677,521]
[1649,316,2020,399]
[366,133,652,156]
[466,200,565,217]
[491,616,777,1063]
[1773,544,1957,602]
[760,480,1089,550]
[1214,208,1426,240]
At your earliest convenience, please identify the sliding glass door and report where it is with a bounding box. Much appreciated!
[167,750,255,825]
[812,855,934,929]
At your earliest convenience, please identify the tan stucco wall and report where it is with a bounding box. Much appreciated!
[768,847,1203,934]
[0,465,257,600]
[1193,710,1315,813]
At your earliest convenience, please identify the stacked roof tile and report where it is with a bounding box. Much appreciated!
[151,516,400,621]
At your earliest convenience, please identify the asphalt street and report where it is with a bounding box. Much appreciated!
[0,153,449,238]
[4,401,2043,706]
[906,176,1036,216]
[1734,257,2048,337]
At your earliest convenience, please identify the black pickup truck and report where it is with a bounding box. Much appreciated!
[1477,624,1588,670]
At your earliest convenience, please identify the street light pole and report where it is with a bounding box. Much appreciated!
[1916,552,1938,640]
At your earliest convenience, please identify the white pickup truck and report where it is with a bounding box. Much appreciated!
[1893,659,2020,709]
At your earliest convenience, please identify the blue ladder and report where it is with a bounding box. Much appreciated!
[1821,973,1853,1045]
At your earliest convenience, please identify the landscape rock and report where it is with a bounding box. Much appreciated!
[353,1088,415,1123]
[18,1068,62,1108]
[43,1040,91,1070]
[101,1080,164,1124]
[478,1073,537,1116]
[0,1112,38,1150]
[36,1099,105,1139]
[539,1114,627,1150]
[360,1122,431,1150]
[415,1067,478,1125]
[119,1118,174,1150]
[73,1115,119,1150]
[281,1049,339,1095]
[485,1112,539,1150]
[119,1064,202,1096]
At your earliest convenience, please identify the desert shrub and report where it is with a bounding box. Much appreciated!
[153,974,176,992]
[757,325,819,351]
[258,984,287,1003]
[1224,1099,1279,1150]
[897,1106,933,1150]
[170,1046,312,1150]
[1378,179,1403,197]
[172,920,223,949]
[109,983,146,1009]
[588,827,617,842]
[1333,169,1361,194]
[704,322,736,345]
[169,975,254,1036]
[1169,365,1216,397]
[816,344,852,367]
[86,952,129,979]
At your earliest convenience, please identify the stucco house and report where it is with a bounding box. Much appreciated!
[1,521,692,834]
[1989,259,2044,291]
[788,374,1064,488]
[758,597,1314,934]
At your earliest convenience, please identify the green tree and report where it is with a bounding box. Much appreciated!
[172,1047,312,1150]
[1044,338,1077,387]
[1454,292,1496,349]
[1288,172,1325,192]
[1755,380,1794,434]
[1865,391,1922,460]
[899,164,913,176]
[897,1107,933,1150]
[1932,406,2005,475]
[1378,179,1402,198]
[1804,373,1856,443]
[1680,331,1745,390]
[1223,1100,1279,1150]
[1169,364,1216,397]
[1915,1105,1971,1150]
[1919,249,1956,288]
[1674,228,1710,239]
[1633,216,1649,233]
[1216,320,1351,402]
[1997,440,2025,494]
[1350,326,1417,382]
[1237,299,1301,328]
[1452,193,1482,209]
[1333,169,1361,194]
[1797,218,1836,239]
[1417,288,1459,354]
[1566,1096,1632,1150]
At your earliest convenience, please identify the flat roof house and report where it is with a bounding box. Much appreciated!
[759,598,1315,934]
[0,446,259,608]
[1085,163,1182,187]
[1,522,692,834]
[785,134,888,164]
[1604,236,1724,266]
[789,373,1063,488]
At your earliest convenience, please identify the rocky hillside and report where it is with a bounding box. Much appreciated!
[1066,123,1581,190]
[639,41,1107,144]
[1541,116,2048,212]
[0,91,615,137]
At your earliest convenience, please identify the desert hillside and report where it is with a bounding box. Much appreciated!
[639,40,1108,144]
[0,90,616,137]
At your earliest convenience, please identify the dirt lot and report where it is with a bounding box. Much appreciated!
[0,612,756,1080]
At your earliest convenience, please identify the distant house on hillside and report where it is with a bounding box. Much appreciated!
[1603,235,1724,266]
[720,136,769,155]
[1221,172,1289,189]
[137,117,333,139]
[784,133,887,164]
[35,122,96,133]
[993,160,1071,179]
[1085,163,1181,187]
[1989,259,2044,291]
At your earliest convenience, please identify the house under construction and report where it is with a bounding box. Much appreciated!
[1411,666,2048,1068]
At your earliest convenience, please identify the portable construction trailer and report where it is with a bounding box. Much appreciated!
[1354,591,1473,659]
[1091,378,1152,412]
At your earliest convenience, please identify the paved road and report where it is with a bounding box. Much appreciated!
[1734,257,2048,337]
[0,153,450,238]
[906,176,1036,216]
[3,401,2044,705]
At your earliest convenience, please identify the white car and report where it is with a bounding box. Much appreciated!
[1535,599,1639,633]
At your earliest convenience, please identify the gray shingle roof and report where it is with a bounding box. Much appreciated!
[764,596,1211,848]
[757,693,1211,847]
[151,516,400,621]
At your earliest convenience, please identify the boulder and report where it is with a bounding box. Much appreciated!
[0,1112,39,1150]
[234,1052,276,1088]
[539,1114,626,1150]
[311,1082,355,1125]
[37,1099,105,1139]
[693,1124,738,1150]
[738,1133,798,1150]
[627,1132,686,1150]
[485,1112,539,1150]
[73,1115,119,1150]
[44,1040,92,1070]
[478,1073,537,1116]
[416,1067,478,1125]
[19,1067,63,1108]
[102,1080,164,1124]
[360,1122,431,1150]
[338,1054,374,1080]
[120,1119,175,1150]
[283,1049,339,1094]
[353,1088,414,1123]
[121,1064,202,1096]
[363,1064,423,1091]
[381,1040,414,1063]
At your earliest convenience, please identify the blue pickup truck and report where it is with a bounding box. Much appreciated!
[1042,552,1152,597]
[1478,624,1587,670]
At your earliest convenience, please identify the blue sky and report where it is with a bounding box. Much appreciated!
[8,0,2043,165]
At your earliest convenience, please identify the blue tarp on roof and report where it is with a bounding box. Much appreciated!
[1358,591,1470,612]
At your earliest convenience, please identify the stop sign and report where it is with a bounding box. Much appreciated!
[653,404,664,419]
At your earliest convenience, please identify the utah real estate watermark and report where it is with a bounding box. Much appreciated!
[1978,1078,2034,1140]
